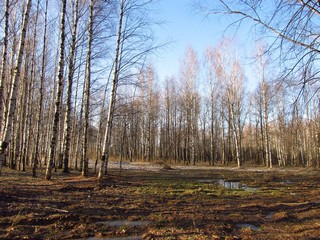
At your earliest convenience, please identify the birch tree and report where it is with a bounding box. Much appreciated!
[0,0,32,175]
[139,65,159,161]
[33,0,48,177]
[98,0,157,178]
[162,76,178,161]
[45,0,67,180]
[62,0,80,174]
[212,40,246,167]
[81,0,94,176]
[204,46,222,165]
[179,47,200,165]
[227,61,245,168]
[256,45,273,167]
[98,0,124,178]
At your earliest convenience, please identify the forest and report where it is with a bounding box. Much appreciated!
[2,0,320,239]
[1,0,320,179]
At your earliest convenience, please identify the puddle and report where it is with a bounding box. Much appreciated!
[87,237,142,240]
[198,178,259,191]
[236,223,261,231]
[242,186,259,192]
[265,212,275,219]
[280,180,292,184]
[85,221,150,240]
[198,179,241,189]
[198,179,215,183]
[95,220,151,227]
[218,179,241,189]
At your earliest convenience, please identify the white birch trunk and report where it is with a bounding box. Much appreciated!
[0,0,32,175]
[33,0,48,177]
[230,103,241,168]
[95,67,112,172]
[63,0,79,173]
[98,0,125,179]
[82,0,94,177]
[262,81,272,168]
[45,0,67,180]
[0,0,10,132]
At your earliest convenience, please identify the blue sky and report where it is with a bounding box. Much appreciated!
[153,0,257,87]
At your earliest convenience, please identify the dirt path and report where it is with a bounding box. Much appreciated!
[1,165,320,239]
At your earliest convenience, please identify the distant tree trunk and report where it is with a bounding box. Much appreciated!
[95,68,112,173]
[12,115,19,169]
[190,97,196,165]
[9,118,17,169]
[210,102,215,165]
[42,46,58,171]
[26,68,35,169]
[82,0,94,177]
[179,47,199,166]
[201,109,207,163]
[119,118,127,173]
[98,0,125,179]
[20,54,32,172]
[75,71,86,171]
[63,0,79,174]
[45,0,67,180]
[33,0,48,177]
[0,0,32,175]
[262,80,272,168]
[230,103,241,168]
[70,45,84,170]
[23,0,40,174]
[220,101,226,165]
[163,77,176,162]
[140,65,159,162]
[256,44,272,168]
[204,45,220,165]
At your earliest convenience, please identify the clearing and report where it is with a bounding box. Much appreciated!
[1,162,320,239]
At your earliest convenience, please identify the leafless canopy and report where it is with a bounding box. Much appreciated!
[195,0,320,93]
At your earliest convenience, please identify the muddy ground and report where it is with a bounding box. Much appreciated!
[1,162,320,239]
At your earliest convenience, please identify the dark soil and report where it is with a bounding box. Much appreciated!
[1,165,320,239]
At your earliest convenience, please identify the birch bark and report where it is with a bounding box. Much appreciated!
[0,0,32,175]
[33,0,48,177]
[98,0,125,179]
[63,0,80,173]
[45,0,67,180]
[0,0,10,132]
[82,0,94,177]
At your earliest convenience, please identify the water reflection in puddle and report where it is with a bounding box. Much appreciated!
[217,179,240,189]
[87,237,142,240]
[236,223,261,231]
[95,220,151,227]
[85,221,151,240]
[197,179,215,183]
[265,212,275,219]
[87,236,142,240]
[198,179,258,191]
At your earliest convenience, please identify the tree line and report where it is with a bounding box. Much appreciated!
[109,42,320,169]
[0,0,320,180]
